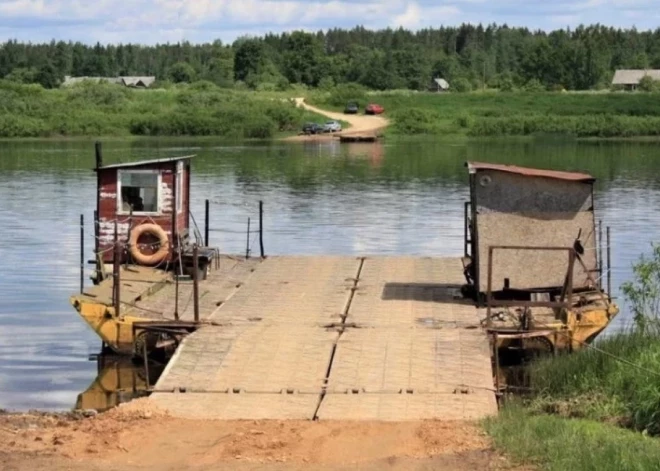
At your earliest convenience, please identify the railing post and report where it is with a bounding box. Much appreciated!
[174,269,179,321]
[205,199,210,247]
[193,244,200,322]
[80,214,84,293]
[598,220,603,289]
[113,223,121,318]
[246,217,251,259]
[259,200,264,258]
[607,226,612,298]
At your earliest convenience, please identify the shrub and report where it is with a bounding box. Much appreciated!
[621,244,660,332]
[524,78,546,92]
[638,75,660,92]
[326,83,368,107]
[452,78,472,93]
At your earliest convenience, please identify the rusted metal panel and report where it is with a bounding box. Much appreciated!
[96,159,191,264]
[466,161,594,182]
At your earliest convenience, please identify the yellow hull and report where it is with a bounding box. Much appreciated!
[71,298,151,354]
[494,303,619,353]
[70,265,171,354]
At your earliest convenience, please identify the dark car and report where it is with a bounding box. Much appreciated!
[365,103,385,115]
[301,122,324,135]
[344,102,359,114]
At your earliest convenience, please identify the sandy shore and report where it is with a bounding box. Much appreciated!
[285,98,389,142]
[0,400,523,471]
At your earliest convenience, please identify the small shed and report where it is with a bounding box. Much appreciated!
[612,69,660,90]
[94,153,193,265]
[430,77,450,92]
[464,162,597,296]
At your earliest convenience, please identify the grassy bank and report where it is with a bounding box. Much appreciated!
[525,330,660,433]
[0,81,323,139]
[310,87,660,138]
[485,406,660,471]
[485,329,660,469]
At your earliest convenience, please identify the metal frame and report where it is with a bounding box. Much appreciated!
[485,245,577,328]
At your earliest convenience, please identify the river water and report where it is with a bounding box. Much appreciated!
[0,137,658,411]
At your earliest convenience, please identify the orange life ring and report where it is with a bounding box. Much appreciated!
[129,223,170,265]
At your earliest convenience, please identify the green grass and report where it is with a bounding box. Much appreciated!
[524,330,660,434]
[0,80,325,139]
[485,405,660,471]
[309,87,660,138]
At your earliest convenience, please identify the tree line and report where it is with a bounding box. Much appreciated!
[2,24,660,91]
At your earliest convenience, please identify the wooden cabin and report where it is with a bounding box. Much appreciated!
[94,150,193,267]
[463,161,598,298]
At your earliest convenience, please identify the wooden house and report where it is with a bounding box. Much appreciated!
[463,161,597,298]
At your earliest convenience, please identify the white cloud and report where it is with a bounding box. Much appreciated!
[0,0,657,44]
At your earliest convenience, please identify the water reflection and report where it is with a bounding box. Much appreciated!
[75,355,164,412]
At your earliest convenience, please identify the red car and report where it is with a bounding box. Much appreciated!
[365,103,385,115]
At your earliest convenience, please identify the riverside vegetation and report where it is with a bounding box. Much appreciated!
[0,80,326,139]
[310,84,660,138]
[484,245,660,470]
[5,79,660,139]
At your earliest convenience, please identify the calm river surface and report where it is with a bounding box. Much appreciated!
[0,137,659,411]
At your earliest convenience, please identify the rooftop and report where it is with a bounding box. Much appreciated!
[612,69,660,85]
[466,161,595,183]
[97,155,195,170]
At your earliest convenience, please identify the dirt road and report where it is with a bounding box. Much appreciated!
[0,403,522,471]
[286,98,389,141]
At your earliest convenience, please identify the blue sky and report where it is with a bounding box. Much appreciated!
[0,0,658,45]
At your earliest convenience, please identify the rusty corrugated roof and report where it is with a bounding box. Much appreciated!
[97,155,195,170]
[466,161,595,182]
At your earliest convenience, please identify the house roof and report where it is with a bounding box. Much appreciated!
[612,69,660,85]
[433,78,450,89]
[466,161,595,183]
[62,76,156,87]
[97,155,195,171]
[121,76,157,87]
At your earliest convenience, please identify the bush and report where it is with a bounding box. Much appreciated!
[524,78,546,92]
[391,108,443,134]
[638,75,660,92]
[452,78,472,93]
[621,244,660,332]
[326,83,368,107]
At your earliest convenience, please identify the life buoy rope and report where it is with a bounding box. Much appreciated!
[129,223,170,265]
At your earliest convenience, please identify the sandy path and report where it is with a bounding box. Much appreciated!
[0,404,522,471]
[286,98,389,141]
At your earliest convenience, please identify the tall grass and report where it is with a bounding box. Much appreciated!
[485,406,660,471]
[0,81,323,138]
[527,330,660,434]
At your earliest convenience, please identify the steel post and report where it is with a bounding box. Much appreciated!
[193,244,200,322]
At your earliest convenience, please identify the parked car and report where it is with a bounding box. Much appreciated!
[344,102,359,114]
[323,120,342,133]
[301,122,324,135]
[365,103,385,115]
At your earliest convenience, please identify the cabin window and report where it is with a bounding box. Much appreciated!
[117,170,160,214]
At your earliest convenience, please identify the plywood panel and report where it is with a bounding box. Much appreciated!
[477,211,596,291]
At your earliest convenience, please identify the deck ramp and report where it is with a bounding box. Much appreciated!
[150,256,497,420]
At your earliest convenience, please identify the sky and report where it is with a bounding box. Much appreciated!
[0,0,658,45]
